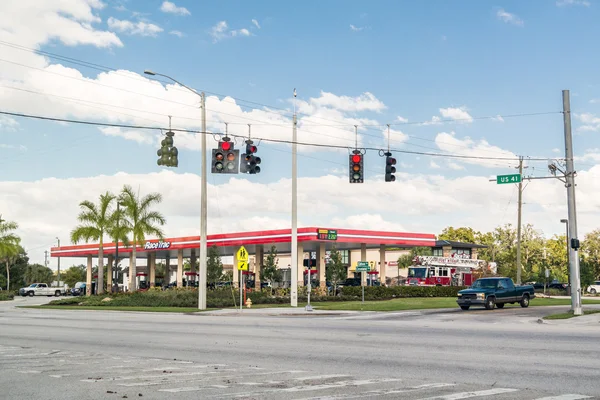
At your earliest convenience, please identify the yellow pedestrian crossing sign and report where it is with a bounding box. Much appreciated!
[237,246,249,271]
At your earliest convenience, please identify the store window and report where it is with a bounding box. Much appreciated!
[341,250,349,265]
[432,248,443,256]
[451,248,471,258]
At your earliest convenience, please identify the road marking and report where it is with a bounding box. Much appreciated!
[297,383,456,400]
[294,374,350,381]
[416,388,519,400]
[160,385,229,393]
[17,370,41,374]
[533,395,592,400]
[49,374,71,378]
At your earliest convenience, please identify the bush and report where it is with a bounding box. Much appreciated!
[340,285,467,300]
[0,292,14,301]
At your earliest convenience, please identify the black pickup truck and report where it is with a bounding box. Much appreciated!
[457,277,535,310]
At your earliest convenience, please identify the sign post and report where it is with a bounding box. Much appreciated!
[237,246,249,312]
[496,174,521,184]
[545,268,549,296]
[356,261,370,304]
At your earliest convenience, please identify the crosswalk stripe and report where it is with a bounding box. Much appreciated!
[533,395,592,400]
[296,383,457,400]
[416,388,519,400]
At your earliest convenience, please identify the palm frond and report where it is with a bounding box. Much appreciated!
[71,226,101,244]
[139,192,163,213]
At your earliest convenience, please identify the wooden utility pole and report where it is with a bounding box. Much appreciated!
[516,156,523,285]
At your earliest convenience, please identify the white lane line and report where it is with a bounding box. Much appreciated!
[294,375,351,381]
[297,383,456,400]
[416,388,519,400]
[160,385,229,393]
[81,369,237,383]
[533,395,592,400]
[17,370,41,374]
[49,374,71,378]
[119,369,293,387]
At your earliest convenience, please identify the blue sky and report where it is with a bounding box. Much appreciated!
[1,0,600,265]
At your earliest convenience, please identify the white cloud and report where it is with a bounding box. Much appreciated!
[396,116,408,123]
[99,127,157,145]
[160,1,190,16]
[496,9,524,26]
[350,25,364,32]
[0,143,26,151]
[419,116,442,126]
[383,127,408,145]
[169,30,184,38]
[557,0,590,6]
[114,5,127,12]
[575,113,600,132]
[209,21,253,42]
[308,91,386,113]
[439,106,473,123]
[552,148,561,153]
[331,214,406,232]
[0,0,123,49]
[0,116,19,130]
[252,19,261,29]
[447,161,465,170]
[107,17,163,37]
[575,148,600,163]
[430,161,441,169]
[434,132,518,168]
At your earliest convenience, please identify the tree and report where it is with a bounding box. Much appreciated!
[581,229,600,281]
[71,192,117,295]
[410,247,432,257]
[105,202,130,292]
[23,263,54,285]
[221,270,233,282]
[207,245,223,285]
[0,216,21,291]
[63,265,87,288]
[326,247,346,295]
[261,245,281,293]
[394,254,413,285]
[438,226,479,244]
[119,185,166,292]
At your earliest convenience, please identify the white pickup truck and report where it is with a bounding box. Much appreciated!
[19,283,64,297]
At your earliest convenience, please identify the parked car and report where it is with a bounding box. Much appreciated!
[70,282,86,296]
[587,281,600,294]
[456,277,535,310]
[19,283,65,297]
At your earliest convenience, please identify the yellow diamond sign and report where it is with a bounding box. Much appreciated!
[237,245,249,271]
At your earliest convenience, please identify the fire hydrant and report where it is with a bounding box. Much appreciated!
[245,298,252,308]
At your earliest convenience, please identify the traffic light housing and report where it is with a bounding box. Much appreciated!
[349,150,363,183]
[211,138,239,173]
[385,152,396,182]
[240,140,261,174]
[157,131,178,167]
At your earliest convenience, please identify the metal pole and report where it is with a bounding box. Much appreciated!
[563,89,582,315]
[199,92,208,310]
[114,203,119,293]
[291,89,298,307]
[305,264,313,311]
[516,156,523,285]
[362,284,365,304]
[565,220,570,289]
[240,270,243,312]
[57,238,61,287]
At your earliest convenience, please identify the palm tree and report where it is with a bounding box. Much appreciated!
[106,203,130,293]
[119,185,166,291]
[0,215,21,290]
[70,192,117,295]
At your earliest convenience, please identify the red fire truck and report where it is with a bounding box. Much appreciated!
[406,255,486,286]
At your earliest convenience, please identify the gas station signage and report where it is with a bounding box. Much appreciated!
[317,229,337,241]
[143,241,171,250]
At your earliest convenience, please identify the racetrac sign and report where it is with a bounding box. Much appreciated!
[144,241,171,250]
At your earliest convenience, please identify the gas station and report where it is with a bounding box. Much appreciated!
[50,227,483,292]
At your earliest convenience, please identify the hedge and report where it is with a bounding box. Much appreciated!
[0,292,14,301]
[340,285,467,300]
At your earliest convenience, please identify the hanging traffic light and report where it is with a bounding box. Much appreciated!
[211,137,239,173]
[349,150,363,183]
[240,140,261,174]
[157,131,178,167]
[385,152,396,182]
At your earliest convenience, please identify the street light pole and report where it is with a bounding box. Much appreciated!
[55,237,60,287]
[144,69,207,309]
[291,88,298,307]
[560,218,570,291]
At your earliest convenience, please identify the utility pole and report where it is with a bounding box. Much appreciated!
[199,91,208,310]
[516,156,523,285]
[291,88,298,307]
[563,89,583,315]
[44,250,48,268]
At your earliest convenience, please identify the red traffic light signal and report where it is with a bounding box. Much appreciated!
[221,141,231,151]
[349,151,363,183]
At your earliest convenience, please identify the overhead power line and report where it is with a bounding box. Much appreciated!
[0,110,559,162]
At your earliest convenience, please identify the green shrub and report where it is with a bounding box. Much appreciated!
[341,285,467,300]
[0,292,14,301]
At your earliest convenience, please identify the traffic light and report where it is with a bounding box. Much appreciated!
[157,131,178,167]
[211,138,239,173]
[240,140,261,174]
[385,152,396,182]
[349,150,363,183]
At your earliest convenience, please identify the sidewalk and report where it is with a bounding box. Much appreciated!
[542,312,600,326]
[197,307,376,317]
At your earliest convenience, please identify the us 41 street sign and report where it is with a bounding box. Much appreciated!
[496,174,521,184]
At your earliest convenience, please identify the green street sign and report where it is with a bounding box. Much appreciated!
[496,174,521,184]
[356,261,370,272]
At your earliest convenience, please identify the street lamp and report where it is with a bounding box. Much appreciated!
[144,69,208,310]
[560,219,570,292]
[55,237,60,288]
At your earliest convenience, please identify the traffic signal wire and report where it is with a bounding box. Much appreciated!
[0,110,559,162]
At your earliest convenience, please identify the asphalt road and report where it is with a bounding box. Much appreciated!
[1,297,599,400]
